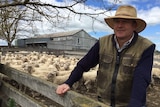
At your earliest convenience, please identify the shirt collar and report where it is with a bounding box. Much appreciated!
[114,34,134,52]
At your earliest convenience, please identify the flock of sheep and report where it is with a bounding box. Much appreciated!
[152,54,160,84]
[0,51,160,93]
[0,50,160,107]
[0,51,98,92]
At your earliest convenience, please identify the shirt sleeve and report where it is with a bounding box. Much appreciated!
[128,44,156,107]
[64,41,100,87]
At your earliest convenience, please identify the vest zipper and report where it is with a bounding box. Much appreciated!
[110,52,120,107]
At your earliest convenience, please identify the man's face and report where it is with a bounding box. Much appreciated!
[113,18,137,39]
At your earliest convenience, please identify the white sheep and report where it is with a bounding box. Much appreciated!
[152,68,160,85]
[82,69,97,92]
[53,74,70,85]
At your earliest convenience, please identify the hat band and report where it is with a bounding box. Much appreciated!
[115,14,136,17]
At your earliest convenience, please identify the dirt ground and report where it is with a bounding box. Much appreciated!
[146,84,160,107]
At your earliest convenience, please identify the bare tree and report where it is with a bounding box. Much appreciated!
[0,0,119,47]
[0,7,25,47]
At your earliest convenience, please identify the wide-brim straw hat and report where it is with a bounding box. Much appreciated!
[104,5,146,33]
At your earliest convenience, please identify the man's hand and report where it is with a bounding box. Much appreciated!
[56,84,70,96]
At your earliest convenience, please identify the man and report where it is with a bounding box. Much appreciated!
[56,5,155,107]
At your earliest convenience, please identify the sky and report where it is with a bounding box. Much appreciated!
[1,0,160,51]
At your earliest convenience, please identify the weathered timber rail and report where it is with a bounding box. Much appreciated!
[0,64,109,107]
[0,47,87,58]
[0,47,65,56]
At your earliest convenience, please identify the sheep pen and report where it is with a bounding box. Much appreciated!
[0,51,160,107]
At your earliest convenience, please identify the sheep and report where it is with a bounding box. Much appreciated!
[71,67,98,93]
[53,74,70,85]
[81,69,97,92]
[1,51,160,101]
[152,68,160,85]
[56,70,72,76]
[1,51,99,89]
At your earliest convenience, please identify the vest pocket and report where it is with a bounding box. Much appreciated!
[121,58,139,75]
[100,54,113,69]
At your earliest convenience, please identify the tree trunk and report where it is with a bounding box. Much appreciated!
[7,42,12,48]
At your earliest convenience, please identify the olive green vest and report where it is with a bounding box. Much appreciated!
[97,34,153,106]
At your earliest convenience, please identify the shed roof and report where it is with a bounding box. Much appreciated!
[32,29,84,38]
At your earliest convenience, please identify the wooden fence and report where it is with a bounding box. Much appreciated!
[0,47,87,59]
[0,64,109,107]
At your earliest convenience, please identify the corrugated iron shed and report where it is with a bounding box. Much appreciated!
[33,29,84,38]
